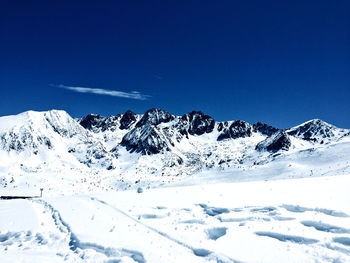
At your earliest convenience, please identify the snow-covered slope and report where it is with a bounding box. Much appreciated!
[0,109,349,195]
[0,110,114,168]
[1,174,350,262]
[0,110,117,195]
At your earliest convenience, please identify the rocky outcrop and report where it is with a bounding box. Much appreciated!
[256,131,291,152]
[80,114,105,131]
[217,120,252,141]
[121,124,172,155]
[120,108,175,154]
[80,114,122,132]
[136,108,174,127]
[253,122,280,136]
[119,110,137,130]
[180,111,215,136]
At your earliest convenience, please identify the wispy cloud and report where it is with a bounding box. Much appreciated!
[153,73,163,80]
[52,84,150,100]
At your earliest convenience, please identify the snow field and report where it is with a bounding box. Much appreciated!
[1,174,349,262]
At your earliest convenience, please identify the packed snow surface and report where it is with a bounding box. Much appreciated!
[1,173,350,262]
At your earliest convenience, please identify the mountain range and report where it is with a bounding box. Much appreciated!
[0,108,349,195]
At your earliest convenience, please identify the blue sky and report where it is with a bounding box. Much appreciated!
[0,0,349,128]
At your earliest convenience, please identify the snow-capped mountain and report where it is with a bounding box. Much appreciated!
[0,108,349,195]
[0,110,115,168]
[286,119,350,143]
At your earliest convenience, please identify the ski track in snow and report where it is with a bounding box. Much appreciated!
[31,199,146,263]
[90,197,239,263]
[254,231,319,244]
[0,198,83,262]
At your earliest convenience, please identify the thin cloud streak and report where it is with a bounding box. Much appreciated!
[52,84,150,100]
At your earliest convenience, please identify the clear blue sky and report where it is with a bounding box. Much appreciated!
[1,0,349,128]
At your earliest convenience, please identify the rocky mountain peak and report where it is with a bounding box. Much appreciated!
[181,111,215,136]
[217,120,252,141]
[136,108,174,127]
[121,124,172,155]
[120,110,137,130]
[286,119,340,142]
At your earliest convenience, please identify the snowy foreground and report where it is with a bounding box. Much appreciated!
[1,174,350,263]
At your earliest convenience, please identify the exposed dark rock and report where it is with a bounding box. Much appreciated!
[217,120,252,141]
[100,115,121,132]
[120,110,137,130]
[136,108,174,127]
[120,108,177,155]
[286,119,338,142]
[121,124,171,155]
[181,111,215,136]
[120,108,175,155]
[217,122,228,132]
[79,114,105,130]
[253,122,280,136]
[1,129,53,152]
[80,114,122,132]
[37,136,53,149]
[256,131,291,152]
